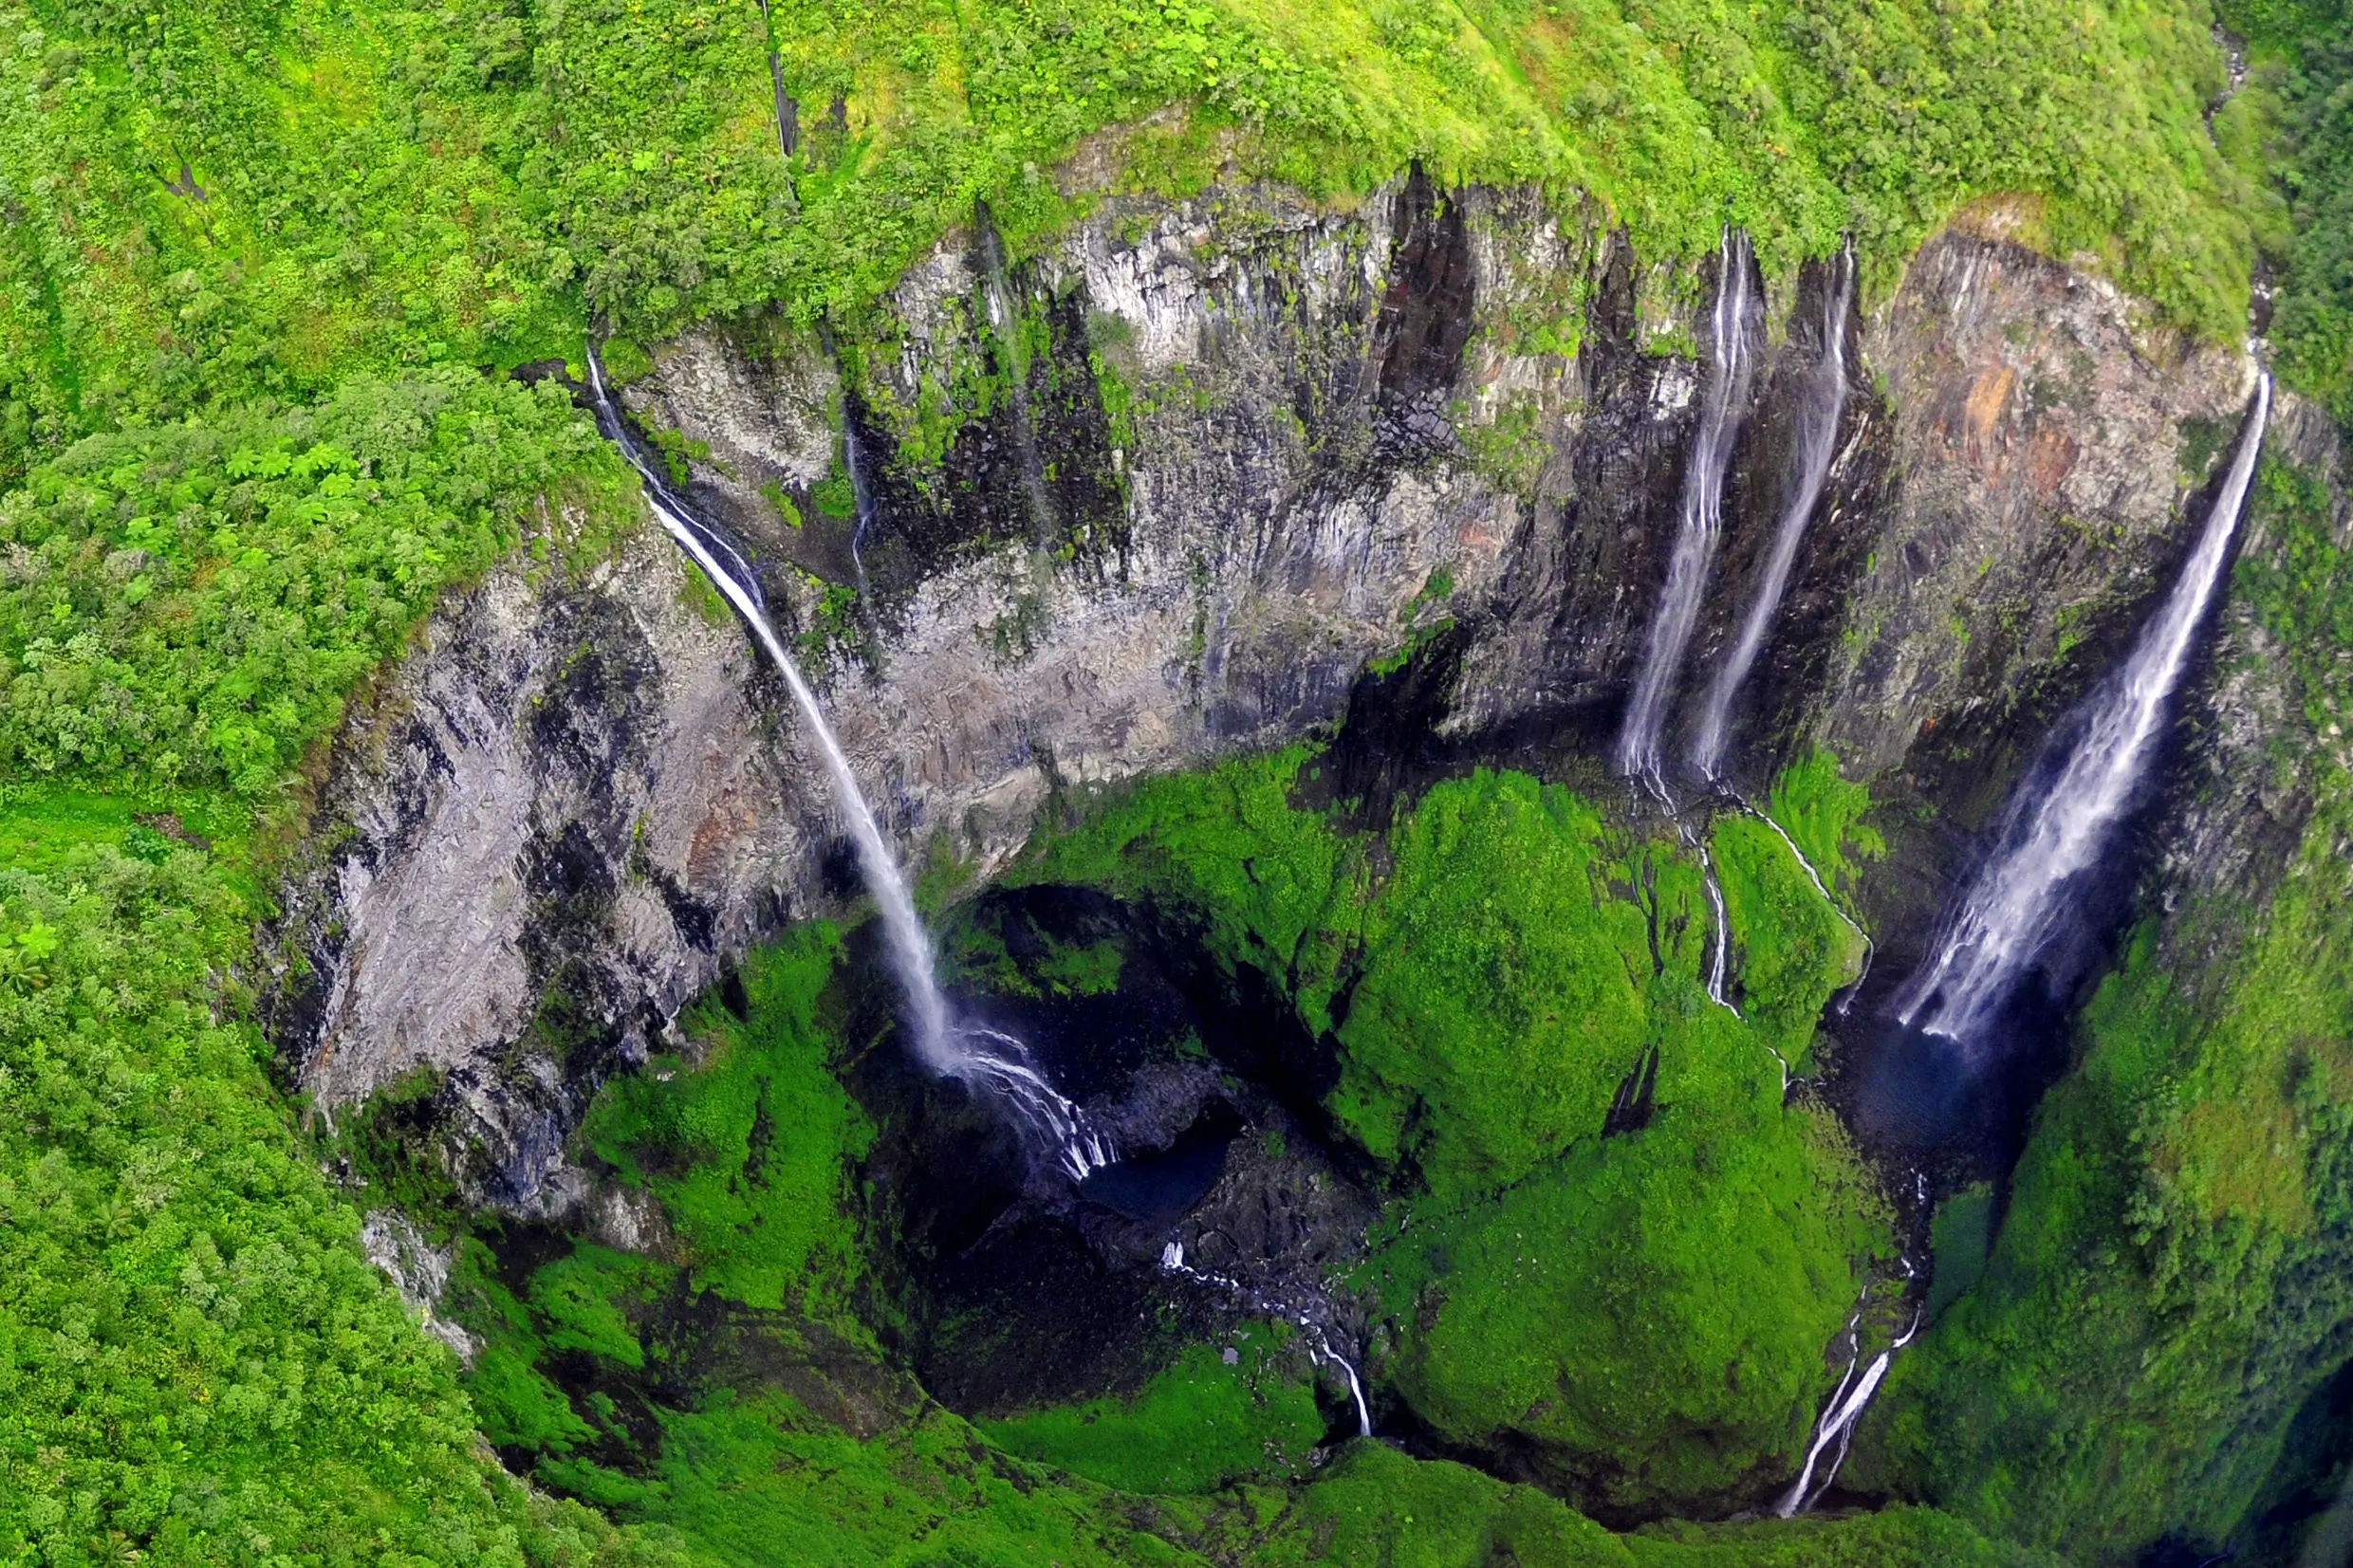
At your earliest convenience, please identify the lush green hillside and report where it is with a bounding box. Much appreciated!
[0,383,654,1560]
[0,0,2284,490]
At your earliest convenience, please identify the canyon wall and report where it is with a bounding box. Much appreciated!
[264,174,2258,1212]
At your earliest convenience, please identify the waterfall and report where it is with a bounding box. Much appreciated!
[1690,245,1855,781]
[582,350,1110,1178]
[1775,1304,1922,1516]
[1158,1241,1373,1438]
[1615,229,1760,792]
[840,408,879,597]
[750,0,797,160]
[1894,375,2270,1045]
[1695,835,1735,1013]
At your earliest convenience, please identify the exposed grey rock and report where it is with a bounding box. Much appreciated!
[359,1210,478,1364]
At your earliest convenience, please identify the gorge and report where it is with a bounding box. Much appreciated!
[6,1,2353,1564]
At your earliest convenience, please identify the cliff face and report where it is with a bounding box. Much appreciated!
[266,174,2256,1213]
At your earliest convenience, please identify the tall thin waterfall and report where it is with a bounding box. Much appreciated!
[1691,245,1855,781]
[583,351,1110,1178]
[1776,1303,1922,1515]
[840,410,879,596]
[1616,229,1760,792]
[1895,375,2271,1044]
[975,212,1062,546]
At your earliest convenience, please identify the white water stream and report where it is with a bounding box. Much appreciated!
[1691,246,1855,781]
[584,350,1110,1178]
[1895,375,2270,1044]
[1159,1241,1373,1438]
[1775,1301,1922,1516]
[1616,229,1759,791]
[840,410,880,597]
[1692,832,1736,1014]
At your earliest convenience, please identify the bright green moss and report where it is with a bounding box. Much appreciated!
[1923,1184,1995,1326]
[1330,772,1654,1193]
[582,924,874,1319]
[1020,745,1362,1031]
[1232,1441,2057,1566]
[530,1245,671,1368]
[1026,754,1892,1512]
[1711,808,1867,1067]
[1370,1086,1886,1515]
[551,1392,1221,1568]
[1762,748,1885,900]
[1246,1440,1628,1567]
[980,1331,1325,1494]
[470,1344,602,1457]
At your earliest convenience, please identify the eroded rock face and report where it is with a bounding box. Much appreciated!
[270,537,822,1208]
[268,175,2257,1210]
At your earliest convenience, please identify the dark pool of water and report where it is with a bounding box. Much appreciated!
[1080,1103,1241,1223]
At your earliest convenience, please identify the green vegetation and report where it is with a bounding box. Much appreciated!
[442,875,2019,1565]
[1224,1441,2063,1566]
[445,919,1224,1565]
[0,350,664,1556]
[2221,0,2353,421]
[1923,1185,1995,1326]
[945,906,1129,999]
[1027,753,1888,1510]
[1370,1094,1885,1514]
[0,0,2327,1551]
[580,925,873,1318]
[0,0,2280,497]
[981,1331,1325,1493]
[1024,745,1361,1033]
[1029,755,1872,1195]
[1762,747,1885,901]
[1852,453,2353,1560]
[0,829,651,1564]
[1331,775,1663,1191]
[0,371,628,795]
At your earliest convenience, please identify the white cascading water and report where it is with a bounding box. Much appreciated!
[1895,374,2271,1044]
[1616,228,1759,793]
[584,350,1111,1179]
[840,411,879,597]
[1775,1302,1922,1516]
[1690,245,1856,782]
[1158,1241,1373,1438]
[1695,835,1735,1013]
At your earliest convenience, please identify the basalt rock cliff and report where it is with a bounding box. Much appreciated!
[266,175,2271,1219]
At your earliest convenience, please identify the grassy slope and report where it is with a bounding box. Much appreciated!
[1850,453,2353,1561]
